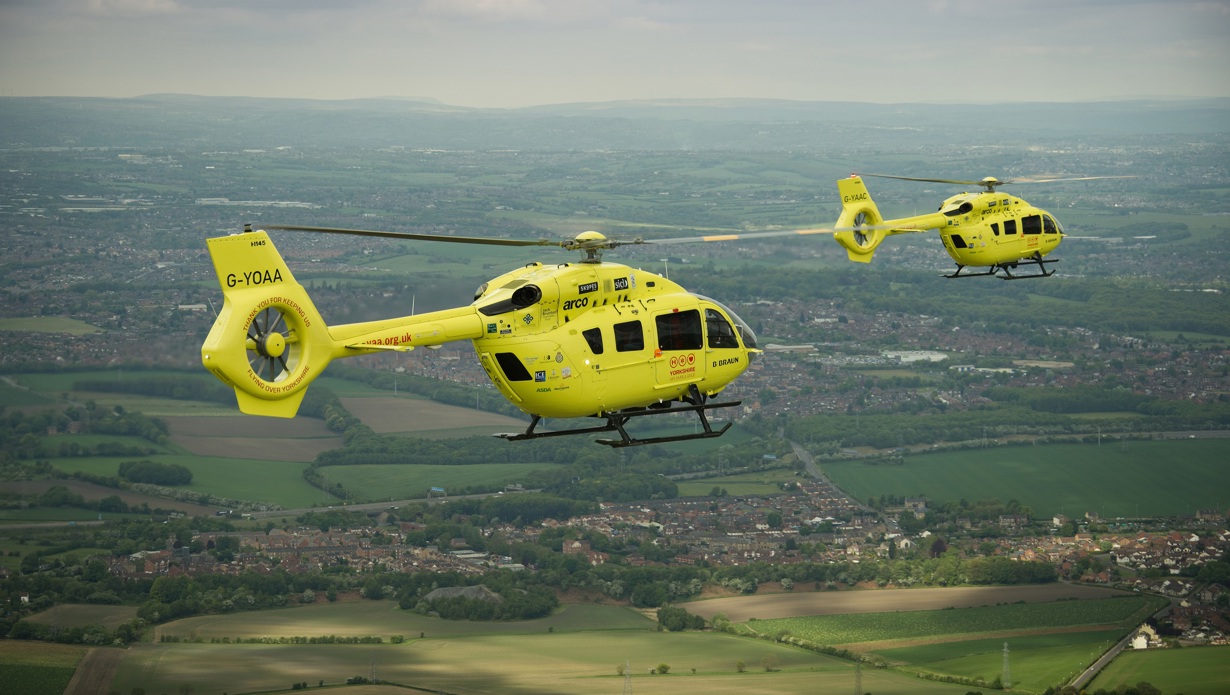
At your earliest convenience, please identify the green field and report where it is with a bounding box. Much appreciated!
[1088,645,1230,695]
[115,601,978,695]
[746,596,1159,647]
[48,455,335,509]
[0,377,57,406]
[823,440,1230,518]
[316,462,561,501]
[0,641,88,695]
[5,369,240,416]
[0,317,102,335]
[159,600,655,640]
[878,630,1127,694]
[27,604,139,630]
[677,468,804,497]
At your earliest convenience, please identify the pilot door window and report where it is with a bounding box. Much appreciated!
[655,310,703,351]
[706,309,740,349]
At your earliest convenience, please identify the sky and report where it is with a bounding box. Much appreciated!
[1,0,1228,108]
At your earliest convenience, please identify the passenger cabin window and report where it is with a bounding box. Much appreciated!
[990,222,1000,236]
[656,310,703,351]
[495,352,532,382]
[613,320,644,352]
[1043,215,1059,234]
[706,308,741,349]
[582,327,603,354]
[1003,219,1018,235]
[1022,215,1042,235]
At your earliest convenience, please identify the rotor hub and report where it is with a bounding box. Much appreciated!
[257,331,287,358]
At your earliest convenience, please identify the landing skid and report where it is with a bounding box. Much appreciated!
[496,390,740,448]
[946,254,1057,280]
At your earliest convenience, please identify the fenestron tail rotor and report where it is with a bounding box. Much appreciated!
[851,212,870,248]
[245,306,297,383]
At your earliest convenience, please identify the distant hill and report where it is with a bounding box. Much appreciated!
[0,94,1225,150]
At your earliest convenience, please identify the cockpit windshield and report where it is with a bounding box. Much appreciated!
[697,295,757,350]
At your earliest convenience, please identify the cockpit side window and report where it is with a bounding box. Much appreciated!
[613,320,644,352]
[582,327,603,354]
[706,308,740,349]
[943,202,974,217]
[1043,215,1060,234]
[479,283,543,317]
[494,352,532,382]
[656,310,703,351]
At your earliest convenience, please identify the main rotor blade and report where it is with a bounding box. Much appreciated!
[623,226,854,246]
[866,173,1134,187]
[864,173,986,186]
[1006,175,1136,184]
[264,225,569,249]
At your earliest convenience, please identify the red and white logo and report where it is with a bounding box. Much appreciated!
[668,354,697,368]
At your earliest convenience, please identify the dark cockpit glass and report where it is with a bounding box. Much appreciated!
[697,296,757,351]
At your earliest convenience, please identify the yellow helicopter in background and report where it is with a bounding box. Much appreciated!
[833,173,1132,279]
[201,222,840,447]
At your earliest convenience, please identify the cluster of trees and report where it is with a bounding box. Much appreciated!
[1045,683,1165,695]
[410,584,557,621]
[963,556,1057,585]
[118,459,192,486]
[656,605,706,631]
[7,614,145,645]
[0,403,164,461]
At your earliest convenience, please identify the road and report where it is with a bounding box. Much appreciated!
[1067,596,1174,690]
[790,439,874,513]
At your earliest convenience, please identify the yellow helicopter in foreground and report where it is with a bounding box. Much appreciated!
[833,173,1132,279]
[201,222,841,447]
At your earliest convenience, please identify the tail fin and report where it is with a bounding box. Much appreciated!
[201,229,487,418]
[200,230,338,417]
[834,175,888,263]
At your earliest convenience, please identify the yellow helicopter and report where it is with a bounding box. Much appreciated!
[833,173,1132,279]
[200,223,837,447]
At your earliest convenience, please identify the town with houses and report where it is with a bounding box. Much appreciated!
[84,474,1230,649]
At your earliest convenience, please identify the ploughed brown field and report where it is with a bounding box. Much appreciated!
[338,397,527,434]
[685,583,1127,623]
[165,415,341,462]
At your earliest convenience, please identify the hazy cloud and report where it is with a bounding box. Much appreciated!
[0,0,1226,106]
